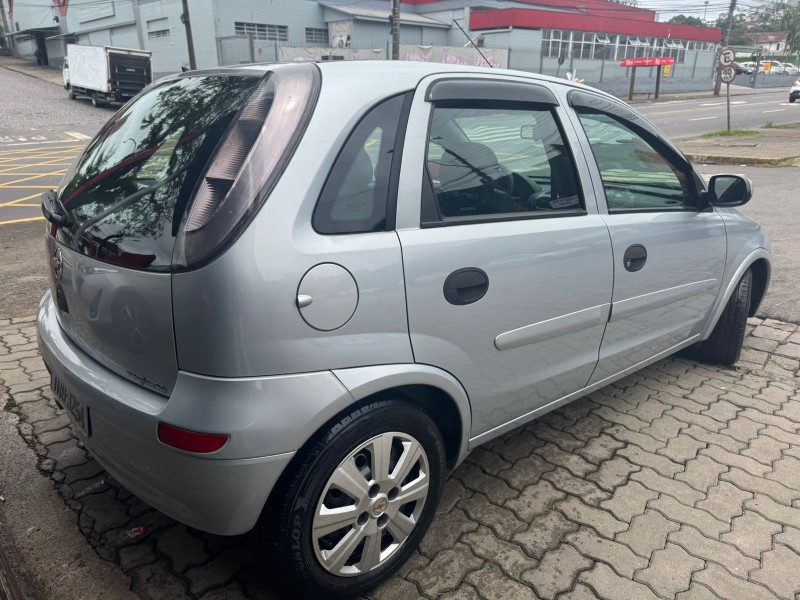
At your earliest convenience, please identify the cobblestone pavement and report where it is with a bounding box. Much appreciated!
[2,316,800,600]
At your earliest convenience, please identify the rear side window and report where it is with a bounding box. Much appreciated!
[56,74,262,270]
[423,103,583,224]
[313,94,408,234]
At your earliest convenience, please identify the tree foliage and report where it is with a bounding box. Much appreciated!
[668,15,705,27]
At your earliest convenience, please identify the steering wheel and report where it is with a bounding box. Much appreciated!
[527,190,553,211]
[488,165,515,206]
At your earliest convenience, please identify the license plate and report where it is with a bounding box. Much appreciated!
[51,375,90,436]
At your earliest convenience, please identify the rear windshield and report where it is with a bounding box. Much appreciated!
[56,74,261,271]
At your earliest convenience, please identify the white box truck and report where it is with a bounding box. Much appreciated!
[63,44,152,107]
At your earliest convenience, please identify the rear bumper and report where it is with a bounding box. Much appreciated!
[37,292,353,535]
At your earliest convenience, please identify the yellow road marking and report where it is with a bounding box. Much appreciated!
[0,185,55,189]
[0,171,66,176]
[0,171,66,186]
[0,192,42,207]
[0,145,83,156]
[0,160,76,174]
[0,216,45,226]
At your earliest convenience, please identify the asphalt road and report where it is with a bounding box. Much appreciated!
[637,89,800,139]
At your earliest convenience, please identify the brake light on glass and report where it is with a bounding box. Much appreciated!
[157,422,229,453]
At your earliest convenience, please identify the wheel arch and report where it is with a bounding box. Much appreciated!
[701,249,771,340]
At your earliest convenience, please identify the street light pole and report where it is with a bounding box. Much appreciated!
[181,0,197,70]
[391,0,400,60]
[703,1,710,23]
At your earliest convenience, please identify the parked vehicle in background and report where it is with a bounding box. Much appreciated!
[734,62,754,75]
[782,63,800,76]
[790,79,800,103]
[37,62,772,599]
[63,44,152,107]
[760,60,786,74]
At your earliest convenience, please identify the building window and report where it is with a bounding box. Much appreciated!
[305,27,328,46]
[623,37,653,59]
[541,29,570,60]
[146,17,169,39]
[235,22,288,42]
[148,29,170,39]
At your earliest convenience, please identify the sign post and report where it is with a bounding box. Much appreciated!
[719,48,736,133]
[720,65,736,132]
[620,56,675,101]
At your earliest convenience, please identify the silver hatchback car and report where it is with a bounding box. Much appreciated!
[38,62,771,598]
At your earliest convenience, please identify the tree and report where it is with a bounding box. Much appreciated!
[668,15,705,27]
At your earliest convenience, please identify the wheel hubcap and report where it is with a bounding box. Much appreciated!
[312,431,430,577]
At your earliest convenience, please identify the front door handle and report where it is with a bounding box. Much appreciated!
[443,268,489,305]
[623,244,647,272]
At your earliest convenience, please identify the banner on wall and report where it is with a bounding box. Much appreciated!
[277,46,385,62]
[400,45,509,69]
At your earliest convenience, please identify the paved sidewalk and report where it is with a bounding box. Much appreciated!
[678,126,800,167]
[1,315,800,600]
[0,56,64,86]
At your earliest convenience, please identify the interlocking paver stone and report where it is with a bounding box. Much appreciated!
[600,480,657,522]
[419,508,479,556]
[464,563,540,600]
[462,525,536,576]
[631,468,704,506]
[586,456,639,492]
[555,496,627,539]
[559,583,600,599]
[720,510,782,558]
[459,494,527,539]
[668,526,757,577]
[565,528,647,578]
[694,563,780,600]
[579,563,661,600]
[521,543,591,600]
[542,467,610,507]
[636,542,703,599]
[750,544,800,599]
[505,480,565,522]
[407,543,483,597]
[616,445,683,478]
[616,509,680,558]
[696,481,751,523]
[513,511,578,559]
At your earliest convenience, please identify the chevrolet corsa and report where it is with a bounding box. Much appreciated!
[37,62,771,598]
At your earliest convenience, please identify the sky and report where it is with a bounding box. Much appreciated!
[634,0,765,22]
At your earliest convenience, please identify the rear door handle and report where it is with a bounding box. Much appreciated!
[443,268,489,305]
[623,244,647,272]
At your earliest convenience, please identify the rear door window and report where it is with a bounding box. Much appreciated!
[56,74,262,270]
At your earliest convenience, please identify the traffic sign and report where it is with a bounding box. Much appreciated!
[720,47,736,66]
[720,66,736,84]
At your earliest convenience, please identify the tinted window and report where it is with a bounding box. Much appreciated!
[57,74,261,270]
[576,112,694,212]
[425,105,582,221]
[313,94,407,234]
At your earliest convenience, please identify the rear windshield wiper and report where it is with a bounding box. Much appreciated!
[41,189,73,228]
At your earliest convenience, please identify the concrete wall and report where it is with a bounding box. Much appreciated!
[138,0,190,77]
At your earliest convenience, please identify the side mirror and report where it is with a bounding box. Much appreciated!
[520,124,535,140]
[707,174,753,207]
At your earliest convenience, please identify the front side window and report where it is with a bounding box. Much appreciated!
[424,104,583,222]
[576,111,694,212]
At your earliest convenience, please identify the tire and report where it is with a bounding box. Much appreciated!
[694,269,752,365]
[791,96,797,103]
[261,399,446,599]
[68,91,76,100]
[91,94,103,108]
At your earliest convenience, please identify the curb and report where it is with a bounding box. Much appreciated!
[682,152,800,167]
[1,64,62,86]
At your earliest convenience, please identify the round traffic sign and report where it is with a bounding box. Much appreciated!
[720,47,736,66]
[720,65,736,83]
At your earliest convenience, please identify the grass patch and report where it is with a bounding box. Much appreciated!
[763,121,800,130]
[700,129,760,138]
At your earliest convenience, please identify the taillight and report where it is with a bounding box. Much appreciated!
[175,64,320,268]
[157,422,229,453]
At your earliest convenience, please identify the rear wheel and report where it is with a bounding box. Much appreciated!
[91,93,104,108]
[262,399,445,599]
[693,269,752,365]
[791,96,797,103]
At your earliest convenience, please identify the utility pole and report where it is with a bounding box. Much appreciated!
[714,0,737,96]
[391,0,400,60]
[0,0,12,52]
[181,0,197,70]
